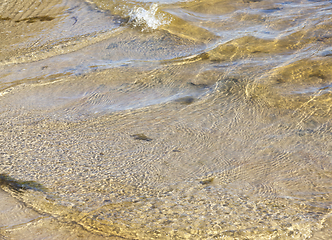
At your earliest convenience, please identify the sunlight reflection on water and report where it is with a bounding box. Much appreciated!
[0,0,332,239]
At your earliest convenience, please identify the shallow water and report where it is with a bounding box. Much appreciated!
[0,0,332,239]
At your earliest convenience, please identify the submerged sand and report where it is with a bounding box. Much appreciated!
[0,190,122,239]
[1,0,332,239]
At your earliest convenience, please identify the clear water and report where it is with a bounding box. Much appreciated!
[0,0,332,239]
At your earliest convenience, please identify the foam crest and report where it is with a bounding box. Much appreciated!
[129,4,171,31]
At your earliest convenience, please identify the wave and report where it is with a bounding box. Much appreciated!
[128,3,172,31]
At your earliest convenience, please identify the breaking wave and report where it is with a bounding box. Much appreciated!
[128,4,171,31]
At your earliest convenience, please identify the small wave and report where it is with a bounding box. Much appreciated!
[128,4,171,31]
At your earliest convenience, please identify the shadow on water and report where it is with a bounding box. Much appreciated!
[0,173,47,193]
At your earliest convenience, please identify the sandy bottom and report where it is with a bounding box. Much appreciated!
[1,0,332,239]
[0,190,123,239]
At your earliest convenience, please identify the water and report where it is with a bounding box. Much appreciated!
[0,0,332,239]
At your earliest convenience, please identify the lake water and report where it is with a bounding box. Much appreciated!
[0,0,332,239]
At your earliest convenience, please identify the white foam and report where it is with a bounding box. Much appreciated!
[129,4,171,31]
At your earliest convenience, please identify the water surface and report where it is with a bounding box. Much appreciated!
[0,0,332,239]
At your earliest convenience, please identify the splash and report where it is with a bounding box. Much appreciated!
[129,4,171,31]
